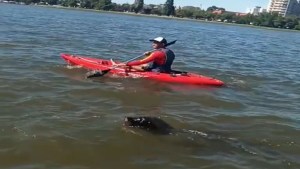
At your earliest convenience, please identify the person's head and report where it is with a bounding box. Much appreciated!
[149,37,167,49]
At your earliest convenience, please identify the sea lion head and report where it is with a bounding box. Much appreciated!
[124,116,173,134]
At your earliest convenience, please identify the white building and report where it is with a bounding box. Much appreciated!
[253,6,261,15]
[246,6,267,15]
[268,0,300,16]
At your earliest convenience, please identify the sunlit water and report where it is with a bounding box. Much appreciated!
[1,4,300,169]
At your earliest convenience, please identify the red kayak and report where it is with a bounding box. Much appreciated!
[61,53,224,86]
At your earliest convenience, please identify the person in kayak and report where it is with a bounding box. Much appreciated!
[115,37,176,73]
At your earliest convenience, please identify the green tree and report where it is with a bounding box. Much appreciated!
[193,9,206,19]
[258,13,277,27]
[23,0,34,4]
[68,0,78,7]
[121,3,131,12]
[60,0,78,7]
[284,17,299,29]
[176,6,201,18]
[207,6,218,12]
[133,0,143,13]
[143,5,152,14]
[96,0,112,10]
[46,0,59,5]
[151,5,163,15]
[273,16,286,28]
[164,0,175,16]
[220,12,235,21]
[181,9,194,18]
[205,12,216,21]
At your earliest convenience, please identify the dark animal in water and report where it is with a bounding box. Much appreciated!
[124,116,173,134]
[123,117,257,155]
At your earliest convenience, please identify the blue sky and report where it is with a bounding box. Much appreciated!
[112,0,269,13]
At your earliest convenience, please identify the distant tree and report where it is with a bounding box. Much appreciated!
[175,6,182,17]
[164,0,175,16]
[235,14,252,24]
[152,5,163,16]
[96,0,112,10]
[22,0,298,31]
[68,0,78,7]
[23,0,30,4]
[193,9,206,19]
[32,0,40,3]
[133,0,143,13]
[121,3,131,12]
[180,8,194,18]
[207,6,225,12]
[283,17,298,29]
[175,6,199,18]
[273,16,286,28]
[257,13,277,27]
[110,3,119,11]
[220,13,235,21]
[80,0,93,8]
[23,0,41,4]
[143,5,152,14]
[207,6,218,12]
[46,0,59,5]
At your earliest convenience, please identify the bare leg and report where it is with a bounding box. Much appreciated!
[129,64,149,72]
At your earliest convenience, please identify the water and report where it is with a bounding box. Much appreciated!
[1,4,300,169]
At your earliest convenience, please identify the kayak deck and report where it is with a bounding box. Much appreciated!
[61,53,224,86]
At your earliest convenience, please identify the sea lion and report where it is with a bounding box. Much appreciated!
[123,117,257,155]
[123,116,174,135]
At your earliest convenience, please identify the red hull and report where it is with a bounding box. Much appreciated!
[61,53,224,86]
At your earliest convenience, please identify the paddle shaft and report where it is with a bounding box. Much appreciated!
[112,49,155,68]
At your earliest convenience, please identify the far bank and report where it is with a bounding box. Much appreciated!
[27,4,300,33]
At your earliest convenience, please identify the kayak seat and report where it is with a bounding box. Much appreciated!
[102,61,109,65]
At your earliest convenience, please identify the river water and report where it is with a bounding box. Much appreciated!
[1,4,300,169]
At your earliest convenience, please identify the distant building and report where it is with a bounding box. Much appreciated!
[260,8,268,13]
[211,9,225,15]
[246,6,267,15]
[268,0,300,16]
[235,12,248,16]
[252,6,261,15]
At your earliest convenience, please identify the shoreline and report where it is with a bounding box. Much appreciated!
[25,4,300,33]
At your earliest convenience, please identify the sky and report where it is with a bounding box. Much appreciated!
[111,0,270,13]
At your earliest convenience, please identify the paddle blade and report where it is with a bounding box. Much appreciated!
[165,40,176,47]
[85,69,111,78]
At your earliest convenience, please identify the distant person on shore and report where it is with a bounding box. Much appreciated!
[114,37,176,73]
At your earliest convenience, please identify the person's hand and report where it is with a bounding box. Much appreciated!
[144,51,152,56]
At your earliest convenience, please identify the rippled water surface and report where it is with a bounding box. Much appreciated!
[1,4,300,169]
